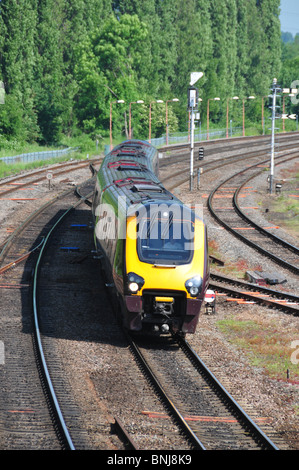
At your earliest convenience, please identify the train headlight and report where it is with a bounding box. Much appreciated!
[185,276,202,297]
[128,282,139,293]
[127,272,145,293]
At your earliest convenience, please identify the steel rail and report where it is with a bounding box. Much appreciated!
[164,142,299,195]
[159,131,299,153]
[207,155,299,274]
[0,189,74,259]
[31,183,94,450]
[0,162,99,257]
[126,332,206,450]
[112,417,140,450]
[210,272,299,303]
[233,159,299,256]
[175,336,280,450]
[0,158,101,257]
[0,158,102,196]
[0,237,45,274]
[209,280,299,316]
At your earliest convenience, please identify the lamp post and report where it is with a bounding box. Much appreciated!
[166,98,179,145]
[226,96,239,138]
[129,100,144,139]
[149,100,163,142]
[207,97,220,141]
[242,96,255,137]
[110,100,125,150]
[269,78,282,194]
[188,72,203,190]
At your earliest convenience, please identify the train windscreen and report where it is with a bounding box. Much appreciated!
[137,216,194,266]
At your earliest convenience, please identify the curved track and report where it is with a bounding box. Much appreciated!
[160,132,299,191]
[207,154,299,274]
[160,135,299,317]
[0,183,93,449]
[31,181,95,450]
[0,158,97,449]
[0,158,101,256]
[0,159,101,198]
[0,134,297,450]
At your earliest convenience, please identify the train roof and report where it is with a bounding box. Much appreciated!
[97,140,181,210]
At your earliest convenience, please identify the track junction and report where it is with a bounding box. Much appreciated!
[0,133,298,450]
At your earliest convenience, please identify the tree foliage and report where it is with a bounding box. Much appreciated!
[280,32,299,119]
[0,0,287,145]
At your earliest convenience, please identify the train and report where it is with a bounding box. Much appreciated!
[92,139,210,336]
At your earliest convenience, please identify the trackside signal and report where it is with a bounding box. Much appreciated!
[198,147,204,160]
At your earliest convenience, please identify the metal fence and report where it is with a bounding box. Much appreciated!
[104,126,244,154]
[150,126,243,147]
[1,125,244,162]
[0,147,74,165]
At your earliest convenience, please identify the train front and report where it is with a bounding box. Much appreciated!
[123,202,209,335]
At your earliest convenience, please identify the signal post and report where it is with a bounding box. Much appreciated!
[188,72,203,191]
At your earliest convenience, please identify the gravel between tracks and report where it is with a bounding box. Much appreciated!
[0,150,298,450]
[179,153,299,450]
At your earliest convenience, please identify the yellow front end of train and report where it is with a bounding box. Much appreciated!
[123,210,209,335]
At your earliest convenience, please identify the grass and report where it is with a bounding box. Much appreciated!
[208,239,263,278]
[273,193,299,216]
[217,315,299,385]
[0,148,86,179]
[262,168,299,236]
[0,143,54,160]
[0,134,102,179]
[0,153,74,179]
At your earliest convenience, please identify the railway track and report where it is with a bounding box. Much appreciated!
[161,137,299,315]
[161,135,299,201]
[0,158,101,197]
[207,154,299,274]
[160,131,299,157]
[31,181,96,450]
[126,332,280,450]
[27,175,195,451]
[0,171,95,449]
[0,135,297,450]
[209,272,299,316]
[0,158,101,254]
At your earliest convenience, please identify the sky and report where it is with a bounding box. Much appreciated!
[280,0,299,36]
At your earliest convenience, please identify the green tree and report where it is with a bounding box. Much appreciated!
[0,94,28,145]
[155,0,178,97]
[174,0,212,120]
[0,0,39,142]
[224,0,237,96]
[112,0,163,97]
[205,0,230,123]
[34,0,112,143]
[281,32,293,44]
[245,0,280,96]
[257,0,281,93]
[0,0,285,144]
[279,56,299,120]
[74,14,148,136]
[34,0,66,143]
[235,0,249,98]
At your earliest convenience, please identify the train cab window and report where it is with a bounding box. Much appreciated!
[137,219,194,265]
